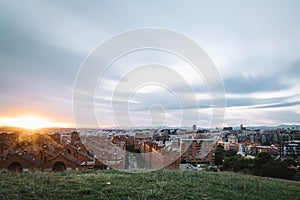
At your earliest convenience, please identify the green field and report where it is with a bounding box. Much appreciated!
[0,170,299,200]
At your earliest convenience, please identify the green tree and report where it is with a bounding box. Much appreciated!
[252,152,297,180]
[233,155,252,172]
[225,149,237,157]
[253,152,272,175]
[260,160,296,180]
[214,144,225,166]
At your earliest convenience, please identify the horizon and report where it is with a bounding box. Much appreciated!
[1,1,300,129]
[1,123,300,131]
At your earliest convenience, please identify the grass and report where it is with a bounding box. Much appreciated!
[0,170,299,200]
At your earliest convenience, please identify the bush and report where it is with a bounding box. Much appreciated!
[259,160,296,180]
[253,152,297,180]
[205,166,218,172]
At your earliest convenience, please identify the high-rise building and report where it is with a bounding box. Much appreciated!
[180,138,215,164]
[192,124,197,131]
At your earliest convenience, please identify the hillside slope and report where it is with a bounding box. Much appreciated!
[0,170,299,200]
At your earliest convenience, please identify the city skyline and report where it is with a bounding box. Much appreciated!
[1,0,300,128]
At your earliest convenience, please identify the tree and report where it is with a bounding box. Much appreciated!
[282,159,297,167]
[233,155,252,172]
[253,152,271,167]
[225,149,237,157]
[222,154,252,172]
[259,160,296,180]
[214,144,225,166]
[252,152,297,180]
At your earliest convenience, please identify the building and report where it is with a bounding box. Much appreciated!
[0,132,19,160]
[140,140,180,169]
[192,124,197,131]
[256,145,278,156]
[279,140,300,159]
[0,131,96,172]
[180,138,215,164]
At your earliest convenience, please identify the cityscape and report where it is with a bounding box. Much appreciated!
[1,124,299,177]
[1,0,300,199]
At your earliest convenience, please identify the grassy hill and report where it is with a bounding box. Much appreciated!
[0,170,299,200]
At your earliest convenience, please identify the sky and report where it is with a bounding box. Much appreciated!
[1,0,300,128]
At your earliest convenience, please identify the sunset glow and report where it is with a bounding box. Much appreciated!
[0,116,72,130]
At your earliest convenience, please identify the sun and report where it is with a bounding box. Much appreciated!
[0,115,72,130]
[15,116,51,130]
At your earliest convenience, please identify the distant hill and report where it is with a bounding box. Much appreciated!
[233,124,300,130]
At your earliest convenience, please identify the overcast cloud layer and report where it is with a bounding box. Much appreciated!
[1,0,300,128]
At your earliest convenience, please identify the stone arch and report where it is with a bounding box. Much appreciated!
[8,162,22,172]
[52,161,66,171]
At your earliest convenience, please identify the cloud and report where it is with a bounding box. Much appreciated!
[223,75,290,94]
[1,1,300,126]
[255,100,300,109]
